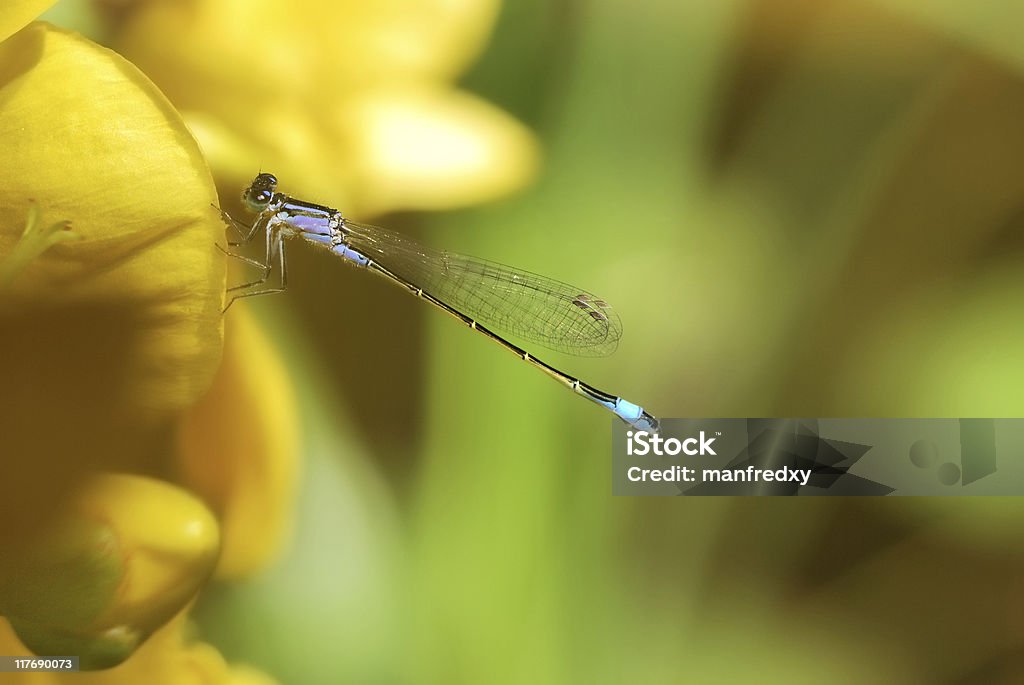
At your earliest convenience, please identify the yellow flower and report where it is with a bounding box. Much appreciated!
[0,21,224,438]
[0,19,254,673]
[113,0,539,215]
[0,475,220,671]
[0,17,223,519]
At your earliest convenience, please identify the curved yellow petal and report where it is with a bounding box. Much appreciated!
[182,104,357,215]
[117,0,500,103]
[111,1,536,218]
[0,23,224,509]
[0,0,55,44]
[0,475,220,670]
[184,83,542,218]
[344,86,540,214]
[177,307,300,579]
[189,83,541,216]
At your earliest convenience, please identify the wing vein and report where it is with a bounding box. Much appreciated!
[343,221,622,357]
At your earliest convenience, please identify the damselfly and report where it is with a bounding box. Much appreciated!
[221,173,659,432]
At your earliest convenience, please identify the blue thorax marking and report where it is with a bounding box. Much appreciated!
[275,196,369,266]
[286,213,332,234]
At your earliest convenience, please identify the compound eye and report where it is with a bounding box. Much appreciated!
[242,172,280,211]
[243,187,273,212]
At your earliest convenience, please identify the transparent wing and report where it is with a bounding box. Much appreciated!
[344,221,622,357]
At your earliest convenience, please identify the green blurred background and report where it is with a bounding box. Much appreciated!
[51,0,1024,682]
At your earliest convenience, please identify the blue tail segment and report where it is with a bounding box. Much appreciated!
[614,398,660,433]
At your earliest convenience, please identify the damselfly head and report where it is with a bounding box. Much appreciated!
[242,172,278,213]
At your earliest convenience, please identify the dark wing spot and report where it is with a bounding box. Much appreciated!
[572,294,610,322]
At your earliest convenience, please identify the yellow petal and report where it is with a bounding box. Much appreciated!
[0,0,55,44]
[177,307,300,579]
[184,85,541,217]
[343,86,540,214]
[0,23,224,507]
[312,0,503,83]
[0,475,220,670]
[0,514,122,638]
[182,104,358,215]
[116,0,500,102]
[111,0,536,218]
[0,609,277,683]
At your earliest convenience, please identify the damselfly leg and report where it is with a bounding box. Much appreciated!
[220,217,289,312]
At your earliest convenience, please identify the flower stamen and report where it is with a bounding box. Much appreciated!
[0,202,80,289]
